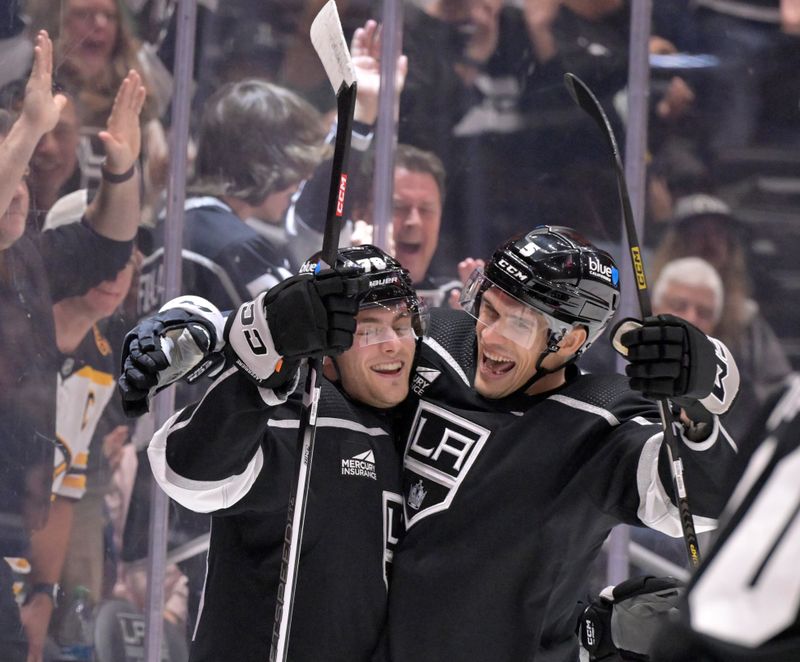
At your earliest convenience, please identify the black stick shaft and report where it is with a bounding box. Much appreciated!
[269,80,358,662]
[564,72,702,568]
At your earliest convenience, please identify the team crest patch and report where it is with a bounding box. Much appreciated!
[403,401,491,528]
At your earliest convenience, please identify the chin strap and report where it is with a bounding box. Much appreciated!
[512,329,582,397]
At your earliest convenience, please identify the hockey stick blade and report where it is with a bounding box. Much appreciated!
[564,73,650,312]
[311,0,356,95]
[564,72,702,569]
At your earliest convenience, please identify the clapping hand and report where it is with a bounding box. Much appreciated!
[98,70,147,176]
[21,30,67,138]
[351,19,408,124]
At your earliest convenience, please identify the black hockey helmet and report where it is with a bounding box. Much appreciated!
[301,244,429,343]
[461,226,620,355]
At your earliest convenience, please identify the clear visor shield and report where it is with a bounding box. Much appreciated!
[459,269,552,349]
[355,297,429,347]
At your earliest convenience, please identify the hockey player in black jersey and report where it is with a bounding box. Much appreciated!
[120,227,742,661]
[381,225,741,662]
[127,246,426,662]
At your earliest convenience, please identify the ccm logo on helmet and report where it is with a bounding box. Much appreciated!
[588,256,619,286]
[497,258,528,282]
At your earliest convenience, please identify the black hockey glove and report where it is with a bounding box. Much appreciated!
[614,315,739,421]
[119,296,226,417]
[579,575,684,661]
[225,266,370,386]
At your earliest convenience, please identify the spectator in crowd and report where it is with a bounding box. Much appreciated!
[26,93,82,230]
[19,225,139,660]
[652,256,723,337]
[56,0,170,224]
[0,31,143,662]
[351,144,470,308]
[399,0,564,266]
[136,18,402,318]
[692,0,800,152]
[651,194,792,411]
[56,0,158,127]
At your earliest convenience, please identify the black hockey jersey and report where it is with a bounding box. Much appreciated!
[653,373,800,662]
[384,309,738,662]
[148,367,403,662]
[136,197,292,318]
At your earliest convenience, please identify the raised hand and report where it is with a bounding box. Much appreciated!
[98,70,147,175]
[351,19,408,124]
[21,30,67,138]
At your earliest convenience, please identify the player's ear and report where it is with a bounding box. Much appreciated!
[322,356,339,382]
[557,326,587,357]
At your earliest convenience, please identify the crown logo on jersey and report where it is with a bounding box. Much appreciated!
[407,480,427,510]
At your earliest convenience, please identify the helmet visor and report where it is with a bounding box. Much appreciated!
[460,269,550,349]
[355,297,429,347]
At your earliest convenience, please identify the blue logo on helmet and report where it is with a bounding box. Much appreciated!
[611,266,619,286]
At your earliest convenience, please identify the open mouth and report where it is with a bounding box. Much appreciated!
[481,350,515,376]
[80,39,109,55]
[395,241,422,255]
[371,361,404,377]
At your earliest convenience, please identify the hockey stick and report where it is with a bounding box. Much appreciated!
[269,4,357,661]
[563,72,702,569]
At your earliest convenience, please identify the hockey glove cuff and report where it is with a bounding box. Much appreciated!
[579,575,684,661]
[613,315,739,417]
[118,296,226,417]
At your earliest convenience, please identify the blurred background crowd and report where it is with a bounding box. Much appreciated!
[2,0,800,659]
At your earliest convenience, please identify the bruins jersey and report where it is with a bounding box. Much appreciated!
[149,367,403,662]
[53,324,116,500]
[385,309,739,662]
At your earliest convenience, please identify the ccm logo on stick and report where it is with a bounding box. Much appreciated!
[336,173,348,216]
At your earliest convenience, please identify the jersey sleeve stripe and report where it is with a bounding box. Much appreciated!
[547,394,621,426]
[636,431,718,536]
[266,417,388,437]
[148,409,265,513]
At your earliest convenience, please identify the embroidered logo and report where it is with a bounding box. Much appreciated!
[407,480,427,510]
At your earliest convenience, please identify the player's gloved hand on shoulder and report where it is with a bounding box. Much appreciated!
[612,314,739,423]
[119,296,226,417]
[225,266,370,386]
[579,575,684,661]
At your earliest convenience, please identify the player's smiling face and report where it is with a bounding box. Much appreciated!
[473,287,550,399]
[331,303,416,409]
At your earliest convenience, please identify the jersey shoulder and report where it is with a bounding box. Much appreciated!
[559,369,657,421]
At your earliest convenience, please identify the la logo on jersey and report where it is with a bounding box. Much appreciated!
[402,401,490,528]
